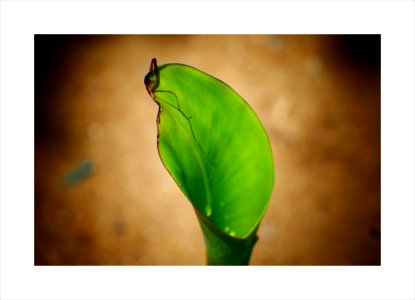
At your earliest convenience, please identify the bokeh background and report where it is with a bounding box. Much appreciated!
[35,35,380,265]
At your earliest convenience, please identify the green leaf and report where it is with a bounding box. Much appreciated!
[144,58,274,265]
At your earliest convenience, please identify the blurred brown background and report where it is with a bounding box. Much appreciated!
[35,35,380,265]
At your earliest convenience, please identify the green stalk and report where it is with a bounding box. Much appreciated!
[196,212,258,265]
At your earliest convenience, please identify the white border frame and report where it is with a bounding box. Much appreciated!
[1,1,414,299]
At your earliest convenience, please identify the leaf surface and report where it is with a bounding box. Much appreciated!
[144,59,274,260]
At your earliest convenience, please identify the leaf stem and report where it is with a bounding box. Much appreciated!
[196,213,258,265]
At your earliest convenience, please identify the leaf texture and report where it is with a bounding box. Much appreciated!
[144,59,274,242]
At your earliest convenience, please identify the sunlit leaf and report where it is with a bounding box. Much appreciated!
[144,59,274,265]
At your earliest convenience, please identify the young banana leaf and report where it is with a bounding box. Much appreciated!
[144,58,274,265]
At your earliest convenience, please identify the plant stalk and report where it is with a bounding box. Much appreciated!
[196,214,258,265]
